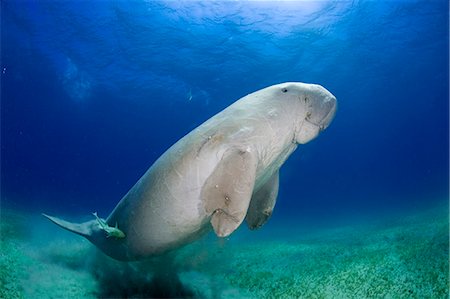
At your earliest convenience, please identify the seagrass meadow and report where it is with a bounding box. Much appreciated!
[1,201,448,298]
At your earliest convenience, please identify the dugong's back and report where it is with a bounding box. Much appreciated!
[43,82,337,261]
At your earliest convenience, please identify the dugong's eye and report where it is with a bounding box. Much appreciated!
[281,88,288,93]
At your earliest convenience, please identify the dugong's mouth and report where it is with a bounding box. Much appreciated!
[318,98,337,131]
[304,94,337,133]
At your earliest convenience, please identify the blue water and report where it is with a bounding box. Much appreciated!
[2,1,448,222]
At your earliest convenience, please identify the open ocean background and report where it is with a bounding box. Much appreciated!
[1,1,449,298]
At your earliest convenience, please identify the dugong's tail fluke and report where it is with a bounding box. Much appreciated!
[43,213,131,261]
[42,213,96,238]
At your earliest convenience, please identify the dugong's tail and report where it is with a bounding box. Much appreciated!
[42,213,131,261]
[42,213,96,238]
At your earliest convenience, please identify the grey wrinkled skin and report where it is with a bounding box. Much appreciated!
[44,82,337,261]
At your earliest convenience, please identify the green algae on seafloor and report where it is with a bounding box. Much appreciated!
[0,209,98,299]
[211,208,449,298]
[0,204,448,299]
[0,241,28,299]
[0,210,30,299]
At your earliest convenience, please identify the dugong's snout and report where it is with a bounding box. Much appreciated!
[316,91,337,132]
[294,84,337,144]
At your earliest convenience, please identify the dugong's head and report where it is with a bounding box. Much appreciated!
[264,82,337,144]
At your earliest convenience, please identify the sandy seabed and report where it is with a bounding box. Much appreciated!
[1,201,448,299]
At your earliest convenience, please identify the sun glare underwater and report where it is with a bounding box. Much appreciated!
[1,1,449,298]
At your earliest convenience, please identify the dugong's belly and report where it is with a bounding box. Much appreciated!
[112,139,226,258]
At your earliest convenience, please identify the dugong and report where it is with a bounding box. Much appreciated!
[44,82,337,261]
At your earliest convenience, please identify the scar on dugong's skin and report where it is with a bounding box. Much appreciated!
[43,82,337,261]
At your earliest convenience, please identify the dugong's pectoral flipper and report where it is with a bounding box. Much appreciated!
[202,148,257,237]
[42,213,98,238]
[246,170,279,230]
